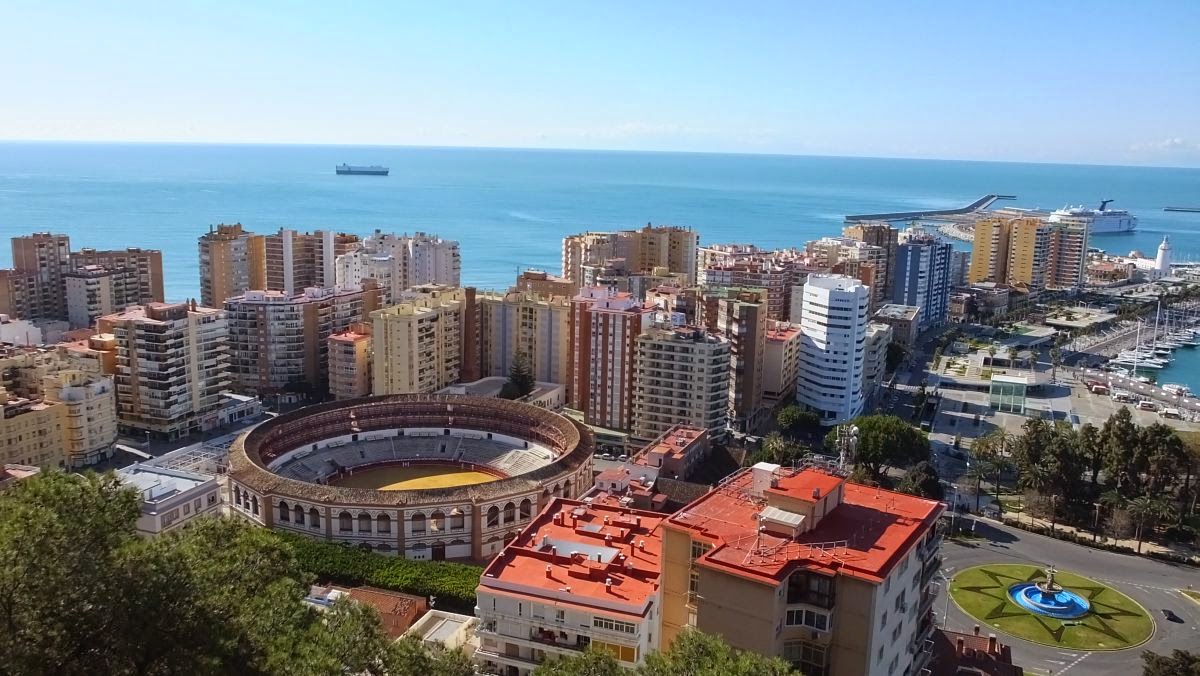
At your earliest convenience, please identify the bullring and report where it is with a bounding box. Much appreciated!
[227,395,594,561]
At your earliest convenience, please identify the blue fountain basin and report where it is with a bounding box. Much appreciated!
[1008,583,1091,619]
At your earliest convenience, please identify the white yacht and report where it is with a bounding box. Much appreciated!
[1048,200,1137,234]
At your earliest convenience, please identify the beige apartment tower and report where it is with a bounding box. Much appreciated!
[562,224,699,288]
[371,286,467,395]
[198,223,267,307]
[99,302,231,439]
[631,326,730,443]
[699,287,767,433]
[474,290,572,385]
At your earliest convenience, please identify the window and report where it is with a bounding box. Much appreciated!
[377,514,391,534]
[783,641,827,674]
[358,513,371,532]
[555,609,565,622]
[430,511,445,532]
[486,506,500,527]
[278,501,290,522]
[690,541,712,561]
[785,609,830,632]
[250,496,259,516]
[411,513,426,534]
[309,507,320,529]
[591,641,637,663]
[593,617,637,635]
[787,572,835,608]
[880,610,888,629]
[519,498,532,519]
[339,511,353,532]
[450,510,465,530]
[503,502,515,523]
[161,509,180,529]
[294,505,305,525]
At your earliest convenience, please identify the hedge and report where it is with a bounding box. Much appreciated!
[998,517,1198,567]
[277,533,483,613]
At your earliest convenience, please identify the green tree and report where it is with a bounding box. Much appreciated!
[1126,496,1174,554]
[1079,422,1102,496]
[1101,407,1142,496]
[912,380,929,421]
[502,350,537,399]
[986,344,997,367]
[776,405,803,436]
[534,649,623,676]
[831,414,930,481]
[972,429,1013,493]
[897,461,944,500]
[640,630,800,676]
[1050,346,1062,382]
[966,459,992,512]
[1139,423,1188,495]
[0,471,454,676]
[1142,649,1200,675]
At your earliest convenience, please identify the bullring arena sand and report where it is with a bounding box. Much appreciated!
[329,464,498,491]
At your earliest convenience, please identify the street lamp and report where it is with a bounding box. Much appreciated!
[938,568,954,629]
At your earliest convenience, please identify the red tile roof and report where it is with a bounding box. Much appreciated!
[666,467,942,585]
[478,498,666,619]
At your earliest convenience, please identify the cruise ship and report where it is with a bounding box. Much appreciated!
[335,164,389,176]
[1048,200,1137,234]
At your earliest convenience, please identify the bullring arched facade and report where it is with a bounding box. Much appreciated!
[227,395,594,561]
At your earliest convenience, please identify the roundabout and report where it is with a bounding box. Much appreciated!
[949,564,1154,650]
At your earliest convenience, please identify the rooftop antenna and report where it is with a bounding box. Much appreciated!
[836,424,859,472]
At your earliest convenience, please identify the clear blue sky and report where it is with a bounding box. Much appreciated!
[3,1,1198,166]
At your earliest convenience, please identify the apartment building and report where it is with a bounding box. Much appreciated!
[890,233,953,330]
[197,223,266,307]
[475,290,572,386]
[514,270,577,298]
[336,231,463,301]
[225,285,379,396]
[371,285,467,395]
[1,388,65,469]
[64,265,119,328]
[862,322,894,408]
[660,463,945,676]
[807,237,887,311]
[117,464,222,536]
[698,287,767,434]
[969,216,1062,295]
[263,228,361,295]
[630,326,730,443]
[1044,221,1088,290]
[99,302,232,439]
[328,323,372,400]
[562,225,698,288]
[8,233,72,320]
[873,304,921,349]
[71,247,165,306]
[700,260,792,320]
[0,343,118,467]
[796,275,870,426]
[763,321,803,403]
[568,286,655,431]
[843,222,898,300]
[474,498,666,675]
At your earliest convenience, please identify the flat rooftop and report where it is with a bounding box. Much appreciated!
[875,304,921,321]
[118,464,214,503]
[667,467,942,585]
[478,498,665,619]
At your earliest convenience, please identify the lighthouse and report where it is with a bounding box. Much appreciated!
[1153,235,1171,280]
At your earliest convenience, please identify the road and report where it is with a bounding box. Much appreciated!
[938,519,1199,675]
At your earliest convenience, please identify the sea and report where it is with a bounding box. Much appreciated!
[2,141,1199,385]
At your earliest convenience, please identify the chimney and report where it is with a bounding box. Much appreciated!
[988,634,998,655]
[551,546,557,560]
[635,516,642,528]
[605,578,613,593]
[955,637,965,657]
[638,540,646,551]
[812,488,820,499]
[545,565,552,578]
[596,553,603,563]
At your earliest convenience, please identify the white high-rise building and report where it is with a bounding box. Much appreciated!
[796,275,871,426]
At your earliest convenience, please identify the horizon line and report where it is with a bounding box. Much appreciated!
[1,137,1197,172]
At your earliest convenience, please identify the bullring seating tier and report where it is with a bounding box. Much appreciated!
[274,434,556,483]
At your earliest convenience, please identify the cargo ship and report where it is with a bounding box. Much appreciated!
[335,164,389,176]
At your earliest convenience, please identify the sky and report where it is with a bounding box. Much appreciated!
[2,1,1199,166]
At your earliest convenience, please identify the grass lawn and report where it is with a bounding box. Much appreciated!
[1182,589,1200,606]
[950,564,1153,650]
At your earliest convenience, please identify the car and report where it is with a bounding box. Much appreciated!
[598,453,613,460]
[617,454,629,462]
[1161,609,1183,623]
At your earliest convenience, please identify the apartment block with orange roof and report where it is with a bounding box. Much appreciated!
[660,462,945,676]
[475,497,667,675]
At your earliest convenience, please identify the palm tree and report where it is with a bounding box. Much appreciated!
[986,344,997,368]
[966,460,992,512]
[1050,347,1062,383]
[1125,496,1174,554]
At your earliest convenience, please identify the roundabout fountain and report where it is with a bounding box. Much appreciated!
[1007,565,1091,619]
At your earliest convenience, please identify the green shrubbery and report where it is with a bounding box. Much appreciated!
[279,533,483,613]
